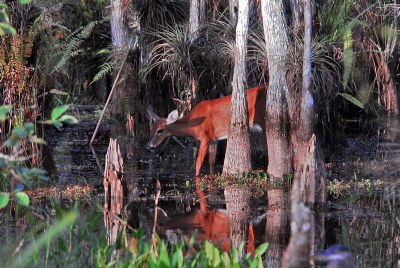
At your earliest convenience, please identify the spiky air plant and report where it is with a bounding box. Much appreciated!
[207,15,237,63]
[248,25,268,84]
[144,24,199,99]
[286,35,341,141]
[134,0,188,36]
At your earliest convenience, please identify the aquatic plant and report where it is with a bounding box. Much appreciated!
[1,200,269,267]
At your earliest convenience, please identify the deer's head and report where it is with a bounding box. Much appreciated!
[146,109,179,150]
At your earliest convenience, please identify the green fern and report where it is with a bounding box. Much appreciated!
[91,61,115,85]
[53,19,105,73]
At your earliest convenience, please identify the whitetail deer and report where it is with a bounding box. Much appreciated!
[147,86,266,176]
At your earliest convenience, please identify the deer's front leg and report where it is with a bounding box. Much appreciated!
[208,141,217,175]
[196,139,210,177]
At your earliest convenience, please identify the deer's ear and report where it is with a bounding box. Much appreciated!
[147,109,160,127]
[166,110,179,125]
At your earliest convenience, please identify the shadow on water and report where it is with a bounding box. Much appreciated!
[1,106,400,266]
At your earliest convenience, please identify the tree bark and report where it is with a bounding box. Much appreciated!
[229,0,238,25]
[110,0,129,115]
[223,0,251,175]
[103,138,125,245]
[282,175,311,268]
[261,0,292,179]
[189,0,200,41]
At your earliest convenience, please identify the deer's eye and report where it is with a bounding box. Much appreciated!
[156,129,164,135]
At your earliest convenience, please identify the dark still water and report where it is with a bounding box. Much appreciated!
[1,106,400,267]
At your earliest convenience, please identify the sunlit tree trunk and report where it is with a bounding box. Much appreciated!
[110,0,129,115]
[261,0,293,179]
[223,0,251,175]
[110,1,148,140]
[189,0,200,41]
[187,0,200,104]
[229,0,238,25]
[292,0,321,203]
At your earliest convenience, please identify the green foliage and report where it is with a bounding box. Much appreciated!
[339,92,365,109]
[318,0,370,90]
[0,0,32,36]
[214,171,271,194]
[0,192,9,208]
[0,105,78,208]
[54,19,105,74]
[7,210,78,268]
[1,201,269,267]
[91,60,115,85]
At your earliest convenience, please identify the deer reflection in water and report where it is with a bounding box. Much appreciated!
[156,177,257,254]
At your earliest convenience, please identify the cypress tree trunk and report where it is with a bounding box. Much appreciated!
[110,0,129,115]
[229,0,238,25]
[223,0,251,175]
[189,0,200,41]
[261,0,293,179]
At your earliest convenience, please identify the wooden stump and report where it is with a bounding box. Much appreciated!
[299,133,326,204]
[103,138,125,245]
[104,138,125,199]
[282,173,311,268]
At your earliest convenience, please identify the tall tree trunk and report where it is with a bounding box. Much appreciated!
[110,0,129,115]
[229,0,238,25]
[200,0,207,22]
[188,0,201,104]
[189,0,200,41]
[261,0,292,179]
[223,0,251,175]
[292,0,323,204]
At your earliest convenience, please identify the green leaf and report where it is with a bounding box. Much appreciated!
[254,242,269,257]
[51,105,69,121]
[25,122,35,135]
[342,28,353,88]
[12,125,28,138]
[19,0,32,4]
[0,22,16,35]
[0,105,12,121]
[115,230,125,250]
[58,115,78,124]
[221,252,230,267]
[205,241,213,259]
[15,191,30,206]
[96,48,111,55]
[159,242,171,268]
[30,135,47,145]
[0,193,9,209]
[7,211,77,268]
[212,247,221,267]
[340,93,364,109]
[4,137,18,147]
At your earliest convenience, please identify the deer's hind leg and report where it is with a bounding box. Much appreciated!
[196,139,211,177]
[208,141,217,175]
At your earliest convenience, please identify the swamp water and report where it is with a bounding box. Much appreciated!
[1,106,400,267]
